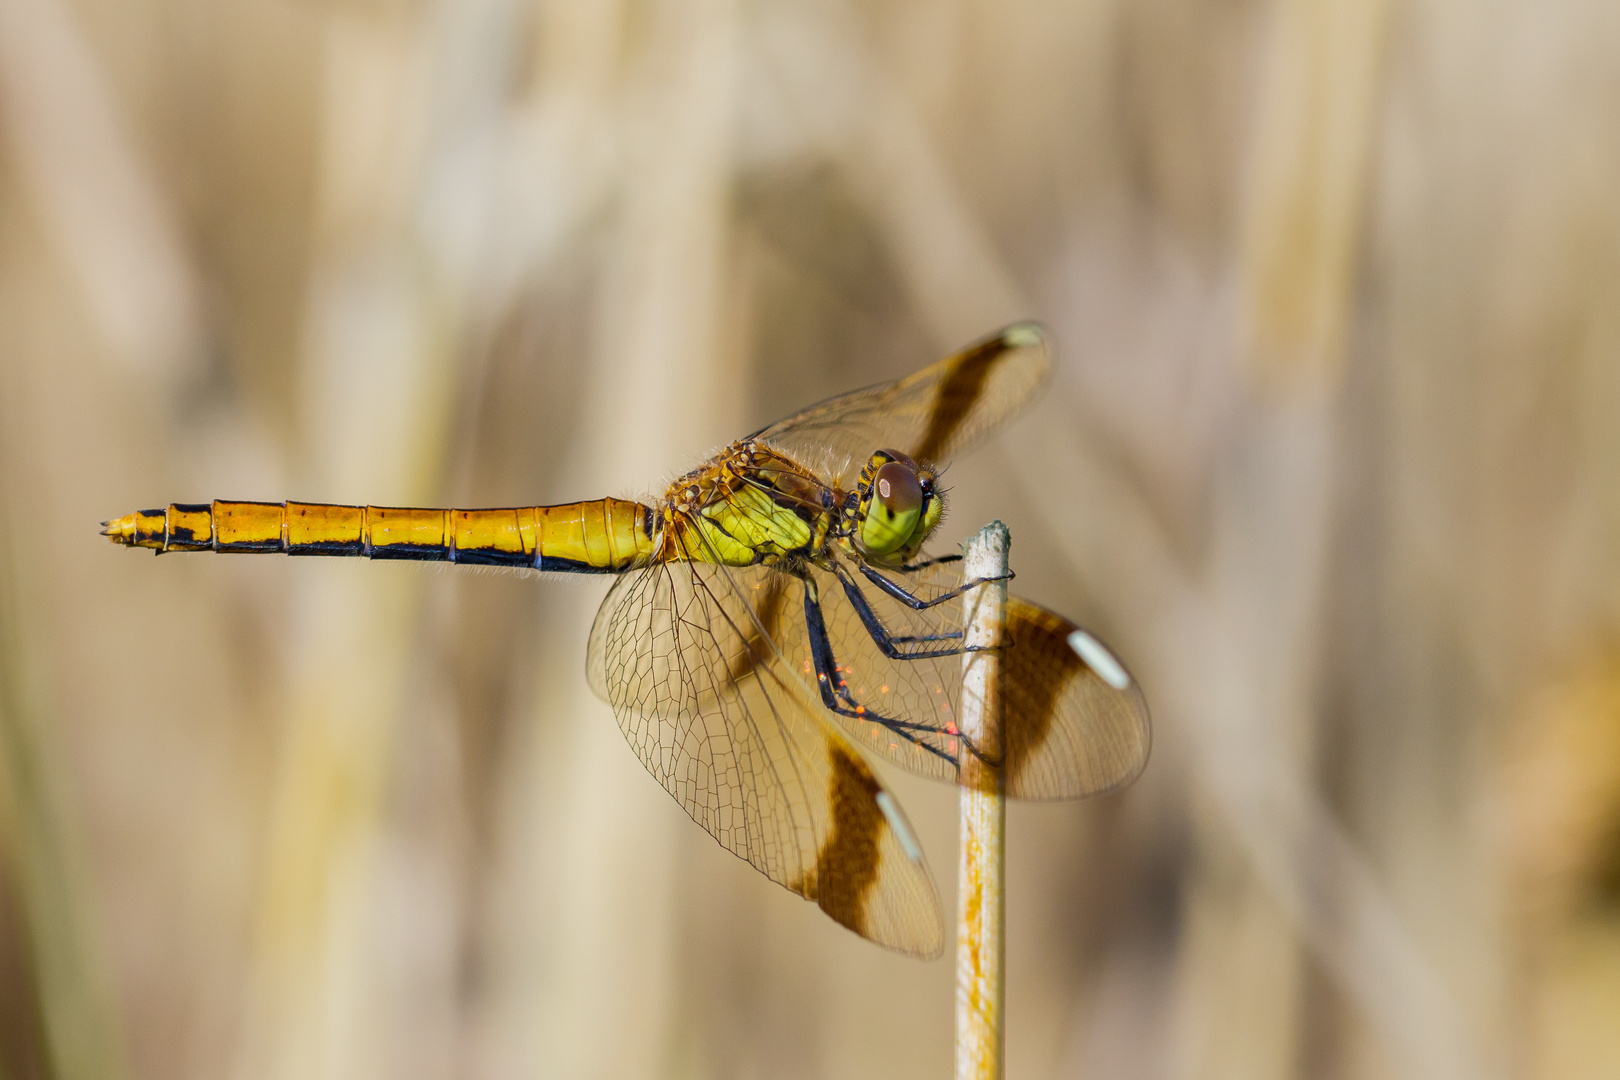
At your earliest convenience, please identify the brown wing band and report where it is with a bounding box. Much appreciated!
[796,741,885,938]
[912,337,1008,464]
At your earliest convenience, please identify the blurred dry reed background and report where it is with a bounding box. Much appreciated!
[1,0,1619,1078]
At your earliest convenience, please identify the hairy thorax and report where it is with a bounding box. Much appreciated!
[653,441,843,567]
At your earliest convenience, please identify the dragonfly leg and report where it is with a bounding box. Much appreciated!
[835,565,994,661]
[895,553,962,572]
[799,576,957,767]
[857,562,1013,611]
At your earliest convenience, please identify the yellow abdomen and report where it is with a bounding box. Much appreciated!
[103,499,656,573]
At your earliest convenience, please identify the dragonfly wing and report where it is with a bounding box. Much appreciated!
[771,565,965,786]
[998,596,1152,798]
[780,556,1151,800]
[585,561,944,957]
[754,322,1052,487]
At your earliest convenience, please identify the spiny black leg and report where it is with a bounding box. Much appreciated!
[799,576,956,767]
[897,553,962,572]
[858,561,1013,611]
[831,565,990,661]
[801,576,842,709]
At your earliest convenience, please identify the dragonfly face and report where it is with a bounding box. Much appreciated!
[850,449,942,565]
[104,321,1150,958]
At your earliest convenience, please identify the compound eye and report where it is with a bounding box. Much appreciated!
[873,461,922,518]
[860,460,924,557]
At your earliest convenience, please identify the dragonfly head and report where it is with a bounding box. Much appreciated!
[853,450,943,564]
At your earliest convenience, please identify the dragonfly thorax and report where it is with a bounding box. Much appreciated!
[652,441,839,567]
[647,441,944,570]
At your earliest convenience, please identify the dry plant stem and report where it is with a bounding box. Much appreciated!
[956,520,1009,1080]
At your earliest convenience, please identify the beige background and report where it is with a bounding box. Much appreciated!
[2,0,1619,1078]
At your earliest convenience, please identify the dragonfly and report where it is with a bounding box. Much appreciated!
[104,323,1150,958]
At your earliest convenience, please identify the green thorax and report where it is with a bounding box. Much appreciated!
[654,442,837,567]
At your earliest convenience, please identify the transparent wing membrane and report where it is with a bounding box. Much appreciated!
[586,561,944,957]
[755,322,1052,486]
[769,555,1151,800]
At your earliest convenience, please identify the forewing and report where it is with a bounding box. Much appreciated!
[755,322,1052,486]
[585,561,944,957]
[776,555,1151,800]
